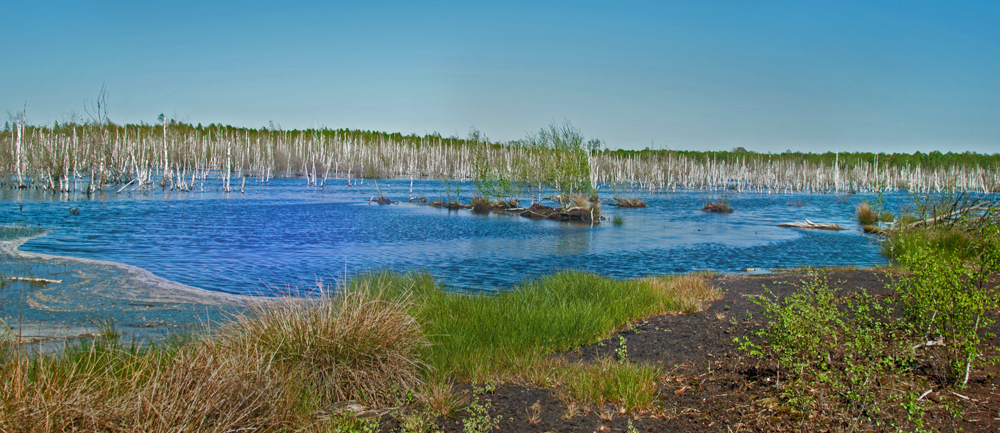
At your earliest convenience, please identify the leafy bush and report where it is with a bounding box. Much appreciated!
[746,274,915,421]
[893,243,998,384]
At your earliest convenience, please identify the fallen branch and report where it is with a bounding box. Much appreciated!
[902,204,988,230]
[8,276,62,284]
[917,389,934,401]
[115,178,137,194]
[777,219,845,231]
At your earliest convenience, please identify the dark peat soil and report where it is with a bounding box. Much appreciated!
[386,269,1000,432]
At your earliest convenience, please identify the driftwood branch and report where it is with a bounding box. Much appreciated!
[777,219,845,231]
[902,204,988,230]
[8,276,62,284]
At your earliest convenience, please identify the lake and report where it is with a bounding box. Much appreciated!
[1,178,896,296]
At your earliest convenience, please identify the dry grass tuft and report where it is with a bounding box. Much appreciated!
[415,375,469,418]
[526,401,542,424]
[216,288,425,408]
[0,341,298,432]
[0,284,424,432]
[856,202,878,225]
[642,274,722,314]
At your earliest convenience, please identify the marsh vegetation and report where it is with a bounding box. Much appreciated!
[0,271,720,432]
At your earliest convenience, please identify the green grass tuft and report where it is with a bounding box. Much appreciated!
[345,270,719,380]
[558,358,660,412]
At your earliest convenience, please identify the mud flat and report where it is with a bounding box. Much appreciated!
[1,234,250,351]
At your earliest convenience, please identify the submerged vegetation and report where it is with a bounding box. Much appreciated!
[0,224,43,241]
[3,111,998,195]
[0,271,720,431]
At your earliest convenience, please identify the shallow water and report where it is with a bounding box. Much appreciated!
[1,179,900,295]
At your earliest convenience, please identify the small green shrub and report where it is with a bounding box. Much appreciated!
[894,244,998,384]
[461,396,500,433]
[747,274,915,422]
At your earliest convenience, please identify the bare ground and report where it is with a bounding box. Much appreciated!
[386,269,1000,432]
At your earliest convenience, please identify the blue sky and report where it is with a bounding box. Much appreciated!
[3,1,998,153]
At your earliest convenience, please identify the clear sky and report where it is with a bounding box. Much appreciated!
[3,1,998,153]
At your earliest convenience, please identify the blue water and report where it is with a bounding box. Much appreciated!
[1,179,895,295]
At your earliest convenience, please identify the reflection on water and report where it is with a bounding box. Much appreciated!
[555,224,591,256]
[1,179,898,295]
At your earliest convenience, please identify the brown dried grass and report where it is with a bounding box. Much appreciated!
[856,202,878,225]
[0,286,424,432]
[215,288,425,408]
[0,342,299,432]
[642,274,722,314]
[414,375,469,418]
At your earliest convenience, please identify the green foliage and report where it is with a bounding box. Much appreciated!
[527,120,592,206]
[894,242,998,384]
[746,228,1000,426]
[750,277,845,375]
[748,274,915,420]
[344,270,713,379]
[470,145,521,206]
[440,179,463,205]
[611,215,624,226]
[461,396,499,433]
[614,335,628,362]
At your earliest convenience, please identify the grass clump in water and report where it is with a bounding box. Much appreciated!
[855,202,877,225]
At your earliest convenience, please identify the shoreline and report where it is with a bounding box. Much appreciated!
[1,230,893,351]
[1,233,251,350]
